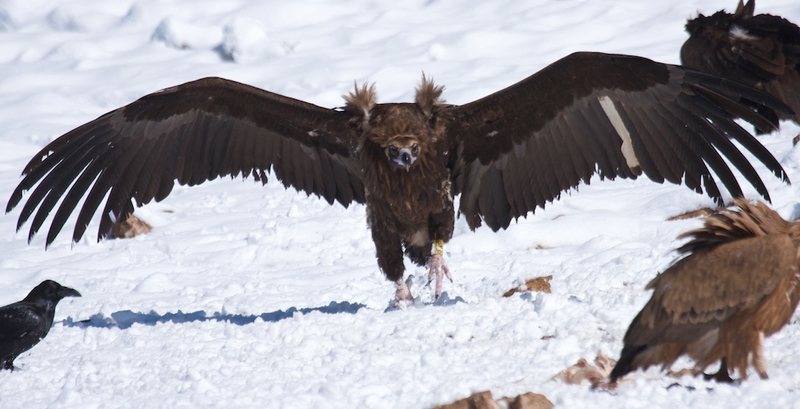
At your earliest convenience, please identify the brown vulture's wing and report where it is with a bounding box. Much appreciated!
[6,77,364,246]
[443,52,790,231]
[610,233,797,381]
[680,2,800,121]
[676,198,793,254]
[640,234,795,335]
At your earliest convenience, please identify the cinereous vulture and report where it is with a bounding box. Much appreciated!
[5,52,793,305]
[610,199,800,383]
[681,0,800,133]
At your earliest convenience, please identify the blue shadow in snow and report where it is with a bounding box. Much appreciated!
[383,291,467,312]
[63,301,366,329]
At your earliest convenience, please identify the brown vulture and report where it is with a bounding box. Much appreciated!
[681,0,800,133]
[4,52,793,305]
[610,199,800,383]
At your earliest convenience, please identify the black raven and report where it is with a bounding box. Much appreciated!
[0,280,81,371]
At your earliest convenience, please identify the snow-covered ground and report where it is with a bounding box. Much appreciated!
[1,0,800,407]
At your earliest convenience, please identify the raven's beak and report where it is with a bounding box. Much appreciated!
[58,286,82,298]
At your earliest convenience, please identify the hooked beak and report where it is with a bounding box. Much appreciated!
[392,148,417,171]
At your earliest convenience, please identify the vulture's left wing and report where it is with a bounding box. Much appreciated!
[444,52,791,231]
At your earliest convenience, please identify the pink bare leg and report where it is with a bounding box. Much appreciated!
[427,254,452,299]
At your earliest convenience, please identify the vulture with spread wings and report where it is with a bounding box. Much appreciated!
[681,0,800,133]
[610,199,800,383]
[5,52,792,305]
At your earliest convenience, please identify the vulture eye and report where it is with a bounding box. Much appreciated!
[387,145,399,158]
[411,143,419,155]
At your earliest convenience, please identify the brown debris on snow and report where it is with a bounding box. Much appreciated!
[501,392,555,409]
[553,351,617,388]
[433,390,553,409]
[110,213,152,239]
[503,275,552,297]
[433,391,500,409]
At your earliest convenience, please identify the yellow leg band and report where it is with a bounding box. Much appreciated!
[432,240,445,256]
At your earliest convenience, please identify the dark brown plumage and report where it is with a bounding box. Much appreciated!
[4,52,793,303]
[1,280,81,371]
[610,198,800,383]
[681,0,800,133]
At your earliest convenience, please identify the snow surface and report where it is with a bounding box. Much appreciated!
[1,0,800,407]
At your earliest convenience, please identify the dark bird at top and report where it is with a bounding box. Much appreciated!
[0,280,81,371]
[609,199,800,384]
[681,0,800,133]
[5,52,793,305]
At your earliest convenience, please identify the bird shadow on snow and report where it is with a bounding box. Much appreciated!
[61,301,367,330]
[60,292,467,329]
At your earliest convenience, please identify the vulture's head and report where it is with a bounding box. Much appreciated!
[684,0,755,36]
[344,75,447,172]
[681,0,756,72]
[383,135,420,171]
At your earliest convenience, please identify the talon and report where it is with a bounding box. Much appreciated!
[703,358,735,383]
[393,277,414,308]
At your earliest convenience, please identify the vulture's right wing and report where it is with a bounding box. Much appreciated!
[7,77,365,247]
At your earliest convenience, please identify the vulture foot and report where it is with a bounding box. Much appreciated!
[704,360,735,383]
[392,276,415,309]
[426,253,452,299]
